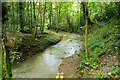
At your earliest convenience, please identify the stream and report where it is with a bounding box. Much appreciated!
[12,32,82,78]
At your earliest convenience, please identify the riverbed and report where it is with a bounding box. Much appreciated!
[12,32,82,78]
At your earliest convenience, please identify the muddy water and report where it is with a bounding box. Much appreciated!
[12,32,82,78]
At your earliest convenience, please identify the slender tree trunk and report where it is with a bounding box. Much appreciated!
[12,2,15,32]
[19,2,24,32]
[17,3,19,31]
[66,6,71,32]
[55,2,59,33]
[2,3,11,79]
[85,3,89,60]
[27,2,30,29]
[67,16,71,31]
[36,2,41,35]
[82,2,92,25]
[118,1,120,18]
[49,2,52,29]
[2,38,12,78]
[79,2,81,26]
[28,2,31,30]
[52,3,54,28]
[39,2,42,32]
[2,38,8,78]
[6,46,12,78]
[30,2,32,32]
[33,2,36,38]
[42,1,46,33]
[58,2,61,28]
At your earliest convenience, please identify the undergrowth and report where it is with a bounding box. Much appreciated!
[8,31,62,65]
[78,19,120,78]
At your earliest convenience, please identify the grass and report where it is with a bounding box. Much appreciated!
[78,18,120,78]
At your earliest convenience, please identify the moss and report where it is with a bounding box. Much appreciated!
[7,31,62,65]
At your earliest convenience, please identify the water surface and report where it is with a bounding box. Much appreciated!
[12,32,82,78]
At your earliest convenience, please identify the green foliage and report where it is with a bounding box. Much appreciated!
[79,19,119,78]
[93,3,117,22]
[81,23,118,56]
[95,64,120,78]
[2,1,120,79]
[9,51,22,63]
[7,31,61,64]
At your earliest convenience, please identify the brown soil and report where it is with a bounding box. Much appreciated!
[58,54,80,78]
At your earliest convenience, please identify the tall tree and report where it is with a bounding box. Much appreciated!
[55,2,58,33]
[85,3,89,60]
[79,2,81,25]
[27,2,30,29]
[33,2,36,38]
[19,2,24,32]
[16,2,19,31]
[39,2,42,32]
[49,2,52,29]
[30,2,32,32]
[12,2,15,31]
[2,3,12,79]
[66,3,72,32]
[81,2,92,25]
[58,2,61,30]
[119,1,120,18]
[42,1,46,33]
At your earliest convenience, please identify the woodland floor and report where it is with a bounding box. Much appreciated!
[58,53,119,78]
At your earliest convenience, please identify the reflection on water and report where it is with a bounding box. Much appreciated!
[12,32,82,78]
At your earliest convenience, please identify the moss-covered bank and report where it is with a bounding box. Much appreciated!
[5,31,62,65]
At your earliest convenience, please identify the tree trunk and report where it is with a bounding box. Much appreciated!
[118,1,120,18]
[12,2,15,32]
[66,6,71,32]
[36,2,41,35]
[85,3,89,60]
[39,2,42,32]
[33,2,36,39]
[2,38,12,79]
[17,3,19,31]
[67,16,71,31]
[19,2,24,32]
[42,1,46,33]
[58,2,61,28]
[79,2,81,26]
[82,2,92,25]
[2,3,7,37]
[49,2,52,29]
[55,2,59,33]
[30,2,32,32]
[27,2,30,29]
[52,3,54,29]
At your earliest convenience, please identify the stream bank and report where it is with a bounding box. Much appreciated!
[5,31,62,65]
[12,32,82,78]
